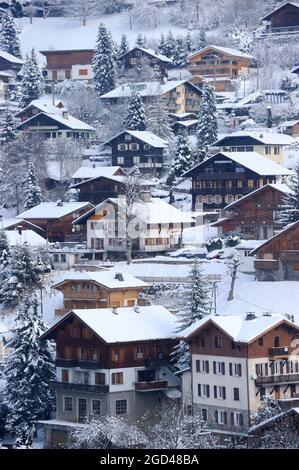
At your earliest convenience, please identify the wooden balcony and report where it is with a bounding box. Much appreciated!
[52,380,109,394]
[78,360,103,370]
[254,259,279,270]
[55,358,104,369]
[269,346,289,357]
[135,380,168,392]
[255,373,299,386]
[55,358,77,367]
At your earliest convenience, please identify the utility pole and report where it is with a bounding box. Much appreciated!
[210,281,218,315]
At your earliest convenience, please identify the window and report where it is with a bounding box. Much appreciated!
[214,386,226,399]
[248,179,254,189]
[213,361,225,375]
[92,400,101,415]
[78,398,87,421]
[112,372,124,385]
[231,341,236,350]
[63,396,73,412]
[129,143,139,151]
[79,348,87,360]
[274,336,280,347]
[255,363,263,376]
[117,144,127,151]
[198,384,210,397]
[258,337,264,347]
[229,363,242,377]
[202,409,208,422]
[60,254,66,263]
[214,337,223,349]
[117,156,125,165]
[274,146,280,155]
[196,360,209,373]
[200,336,206,347]
[237,180,243,188]
[62,369,69,383]
[134,347,144,360]
[233,388,240,401]
[53,254,59,263]
[115,399,127,415]
[144,144,151,150]
[78,68,88,76]
[91,349,99,361]
[215,410,227,425]
[95,372,105,385]
[112,348,124,362]
[231,412,244,427]
[265,145,271,155]
[83,371,89,384]
[133,156,140,164]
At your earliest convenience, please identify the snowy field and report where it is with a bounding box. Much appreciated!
[16,13,189,65]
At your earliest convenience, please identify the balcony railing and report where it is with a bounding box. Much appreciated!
[135,380,168,391]
[255,373,299,386]
[52,380,109,394]
[144,358,170,368]
[55,358,103,369]
[269,347,289,357]
[254,259,279,271]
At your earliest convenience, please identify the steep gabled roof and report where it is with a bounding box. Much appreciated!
[16,112,96,132]
[104,130,168,148]
[118,45,172,63]
[262,2,299,21]
[188,45,254,61]
[52,270,148,290]
[250,219,299,255]
[41,306,177,344]
[71,166,126,180]
[17,202,93,220]
[223,183,292,211]
[182,152,294,178]
[214,131,295,147]
[0,50,24,64]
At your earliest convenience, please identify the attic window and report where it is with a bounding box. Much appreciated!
[115,272,124,282]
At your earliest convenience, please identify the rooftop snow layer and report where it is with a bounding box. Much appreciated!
[215,131,295,146]
[71,166,126,180]
[100,79,194,99]
[53,269,148,289]
[188,45,254,60]
[0,49,24,64]
[5,229,46,247]
[17,202,92,219]
[105,130,168,148]
[218,152,293,176]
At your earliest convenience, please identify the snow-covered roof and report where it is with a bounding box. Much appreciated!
[133,198,194,224]
[44,306,177,343]
[53,269,148,290]
[17,202,92,220]
[188,45,254,60]
[17,111,96,132]
[236,240,266,250]
[0,50,24,64]
[214,131,295,146]
[119,45,172,63]
[262,2,299,21]
[100,79,199,99]
[0,71,14,78]
[0,218,43,230]
[183,152,294,178]
[104,130,168,148]
[250,220,299,255]
[183,313,299,344]
[248,408,299,434]
[176,120,198,127]
[5,229,46,247]
[224,183,292,210]
[279,119,299,128]
[71,166,126,180]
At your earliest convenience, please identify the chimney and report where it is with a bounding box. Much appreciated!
[112,307,118,315]
[245,312,256,321]
[56,200,63,207]
[62,110,69,120]
[134,305,140,313]
[114,272,124,282]
[262,312,271,317]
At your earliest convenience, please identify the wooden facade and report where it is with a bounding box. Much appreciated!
[71,176,125,205]
[251,220,299,281]
[40,49,94,81]
[183,153,279,211]
[262,3,299,33]
[212,184,287,240]
[117,46,171,79]
[53,279,144,316]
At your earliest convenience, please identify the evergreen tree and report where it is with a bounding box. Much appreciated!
[146,96,174,142]
[279,164,299,226]
[92,23,116,96]
[252,396,282,425]
[123,91,146,131]
[3,294,55,447]
[119,33,129,56]
[172,36,187,68]
[164,30,175,58]
[0,10,22,58]
[0,230,10,267]
[185,32,192,52]
[0,243,50,308]
[0,110,16,143]
[195,28,207,51]
[19,49,44,108]
[172,132,193,177]
[136,33,146,47]
[196,82,218,151]
[23,161,42,211]
[266,106,272,128]
[157,33,167,56]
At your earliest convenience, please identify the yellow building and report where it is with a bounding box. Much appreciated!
[213,131,295,165]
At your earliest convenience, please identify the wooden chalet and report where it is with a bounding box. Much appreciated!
[117,45,172,79]
[17,201,93,242]
[170,112,198,136]
[0,50,24,73]
[15,99,96,141]
[248,408,299,447]
[100,79,202,115]
[40,49,94,81]
[69,166,127,205]
[187,45,253,92]
[213,131,295,165]
[52,270,148,316]
[103,130,168,176]
[262,2,299,34]
[0,217,44,236]
[182,152,293,211]
[212,183,291,240]
[279,120,299,137]
[250,220,299,281]
[40,306,180,447]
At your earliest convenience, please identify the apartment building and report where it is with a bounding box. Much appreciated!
[40,305,180,447]
[182,313,299,435]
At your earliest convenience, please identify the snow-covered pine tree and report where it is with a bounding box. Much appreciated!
[0,230,10,267]
[123,91,146,131]
[146,96,175,142]
[194,28,207,51]
[196,82,218,152]
[252,396,282,425]
[185,32,192,52]
[0,243,50,308]
[19,49,44,108]
[0,10,22,58]
[3,294,55,447]
[278,164,299,226]
[119,33,129,56]
[172,36,187,68]
[23,161,42,211]
[92,23,116,96]
[172,132,193,177]
[157,33,167,56]
[0,110,16,143]
[164,30,175,58]
[136,33,146,47]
